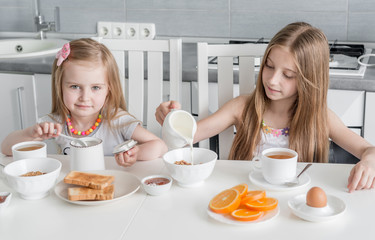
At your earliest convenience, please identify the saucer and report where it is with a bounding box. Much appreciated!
[207,207,279,226]
[249,170,310,191]
[288,194,346,222]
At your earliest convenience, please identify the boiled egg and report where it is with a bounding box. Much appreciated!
[306,186,327,208]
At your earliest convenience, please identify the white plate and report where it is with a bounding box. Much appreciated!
[54,170,141,206]
[288,194,346,222]
[207,207,279,226]
[249,169,310,191]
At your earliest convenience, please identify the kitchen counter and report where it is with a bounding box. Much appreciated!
[1,42,375,92]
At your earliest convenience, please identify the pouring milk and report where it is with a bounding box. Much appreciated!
[162,110,197,164]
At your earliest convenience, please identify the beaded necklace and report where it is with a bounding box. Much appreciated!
[66,114,102,136]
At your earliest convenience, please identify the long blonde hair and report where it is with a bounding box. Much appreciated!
[229,22,330,163]
[50,38,127,126]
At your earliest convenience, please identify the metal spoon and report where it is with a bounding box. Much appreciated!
[59,133,88,147]
[284,163,312,187]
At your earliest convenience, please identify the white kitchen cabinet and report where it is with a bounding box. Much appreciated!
[364,92,375,145]
[34,74,52,118]
[327,89,365,132]
[0,73,38,145]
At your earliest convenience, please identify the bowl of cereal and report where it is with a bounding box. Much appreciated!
[3,157,62,200]
[163,147,217,188]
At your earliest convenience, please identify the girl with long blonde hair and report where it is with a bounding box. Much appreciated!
[155,22,375,192]
[2,38,167,167]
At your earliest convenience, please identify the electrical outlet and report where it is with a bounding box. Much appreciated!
[125,23,139,39]
[112,22,126,39]
[97,21,112,38]
[139,23,156,40]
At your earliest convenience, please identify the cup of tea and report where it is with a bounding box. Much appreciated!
[252,147,298,185]
[70,137,105,171]
[12,141,47,161]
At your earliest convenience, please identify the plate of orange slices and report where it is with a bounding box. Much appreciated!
[207,184,279,225]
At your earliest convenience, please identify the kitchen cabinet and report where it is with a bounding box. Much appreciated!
[0,73,38,144]
[327,89,364,136]
[364,92,375,145]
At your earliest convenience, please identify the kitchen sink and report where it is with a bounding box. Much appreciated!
[0,38,68,59]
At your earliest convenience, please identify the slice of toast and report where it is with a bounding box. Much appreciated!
[68,185,115,201]
[64,171,114,190]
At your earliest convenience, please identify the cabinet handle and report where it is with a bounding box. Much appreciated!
[17,87,25,129]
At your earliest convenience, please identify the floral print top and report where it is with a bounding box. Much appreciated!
[256,120,290,155]
[261,120,290,137]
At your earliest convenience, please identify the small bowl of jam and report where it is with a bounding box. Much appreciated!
[141,175,172,196]
[0,192,12,212]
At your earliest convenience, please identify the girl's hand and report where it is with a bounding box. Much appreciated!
[155,100,181,125]
[30,122,62,140]
[347,152,375,192]
[115,146,139,167]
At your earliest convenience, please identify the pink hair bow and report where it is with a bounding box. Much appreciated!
[56,43,70,66]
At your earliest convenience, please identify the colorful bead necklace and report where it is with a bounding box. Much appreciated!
[66,114,102,136]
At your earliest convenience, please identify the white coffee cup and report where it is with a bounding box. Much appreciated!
[12,141,47,161]
[252,147,298,185]
[70,137,105,171]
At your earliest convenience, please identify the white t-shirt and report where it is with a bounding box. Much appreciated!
[39,113,140,156]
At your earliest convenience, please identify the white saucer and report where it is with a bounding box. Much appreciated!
[207,207,279,226]
[288,194,346,222]
[249,170,310,191]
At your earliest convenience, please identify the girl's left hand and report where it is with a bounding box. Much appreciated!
[347,158,375,192]
[115,146,139,167]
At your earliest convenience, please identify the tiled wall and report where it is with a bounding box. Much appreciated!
[1,0,375,42]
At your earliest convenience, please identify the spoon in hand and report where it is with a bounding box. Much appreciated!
[59,133,88,147]
[284,163,312,187]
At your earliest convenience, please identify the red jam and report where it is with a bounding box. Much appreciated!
[0,195,7,203]
[145,177,170,186]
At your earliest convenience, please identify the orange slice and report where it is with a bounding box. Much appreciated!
[241,190,266,205]
[209,189,241,214]
[231,183,248,198]
[231,208,264,222]
[244,197,278,211]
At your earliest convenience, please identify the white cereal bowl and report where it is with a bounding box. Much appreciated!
[3,158,62,200]
[141,175,172,196]
[163,147,217,188]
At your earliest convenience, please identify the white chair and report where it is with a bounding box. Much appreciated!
[97,38,182,136]
[197,42,267,159]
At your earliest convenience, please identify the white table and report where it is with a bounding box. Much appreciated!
[1,156,375,240]
[0,155,164,240]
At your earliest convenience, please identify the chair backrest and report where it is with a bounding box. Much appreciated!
[97,38,182,136]
[197,42,267,159]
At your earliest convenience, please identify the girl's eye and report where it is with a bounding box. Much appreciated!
[70,85,80,89]
[92,86,101,90]
[284,73,295,79]
[265,62,274,69]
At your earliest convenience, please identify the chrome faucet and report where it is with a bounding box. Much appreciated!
[34,0,60,39]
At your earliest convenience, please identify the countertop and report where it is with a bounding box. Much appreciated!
[1,42,375,92]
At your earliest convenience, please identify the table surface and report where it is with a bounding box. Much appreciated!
[1,155,374,240]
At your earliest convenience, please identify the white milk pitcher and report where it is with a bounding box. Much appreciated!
[162,110,197,150]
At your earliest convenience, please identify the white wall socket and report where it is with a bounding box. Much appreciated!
[125,23,139,39]
[97,22,156,40]
[139,23,156,40]
[111,22,126,39]
[97,21,112,38]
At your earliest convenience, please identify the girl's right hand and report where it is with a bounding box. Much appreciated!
[29,122,62,140]
[155,100,181,125]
